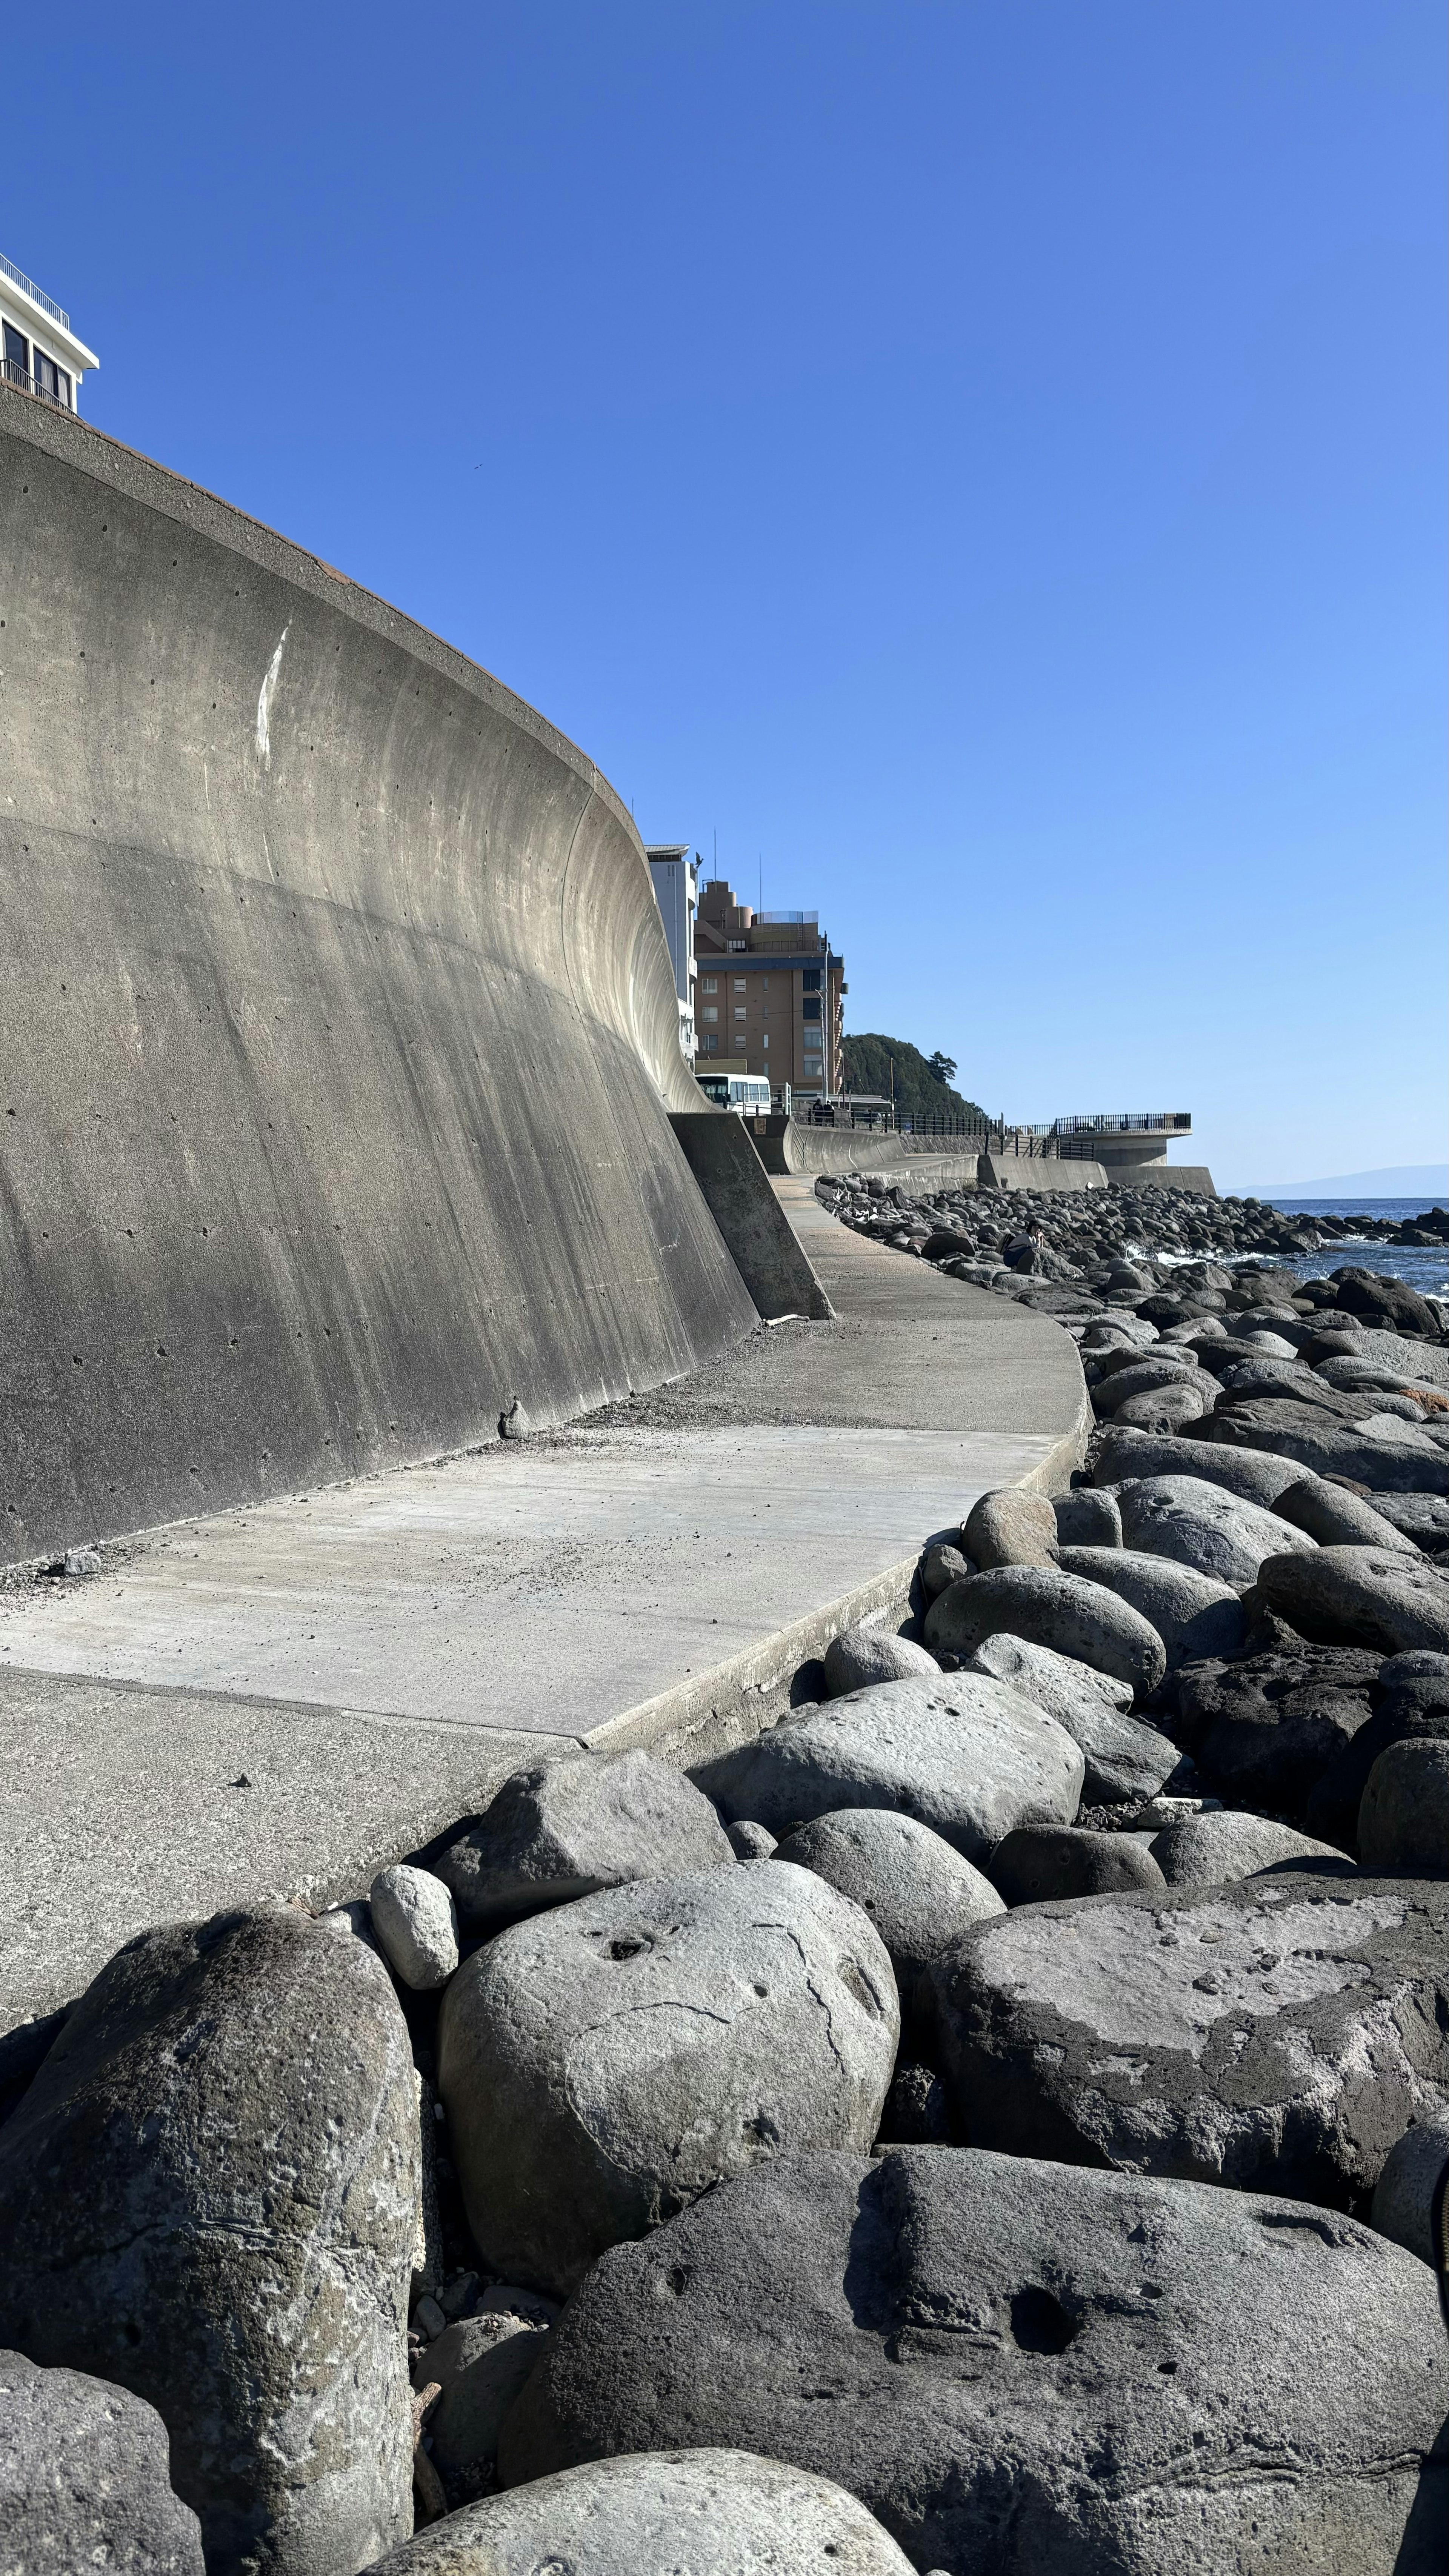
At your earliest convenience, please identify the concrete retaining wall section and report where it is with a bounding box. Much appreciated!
[0,391,759,1561]
[669,1116,833,1320]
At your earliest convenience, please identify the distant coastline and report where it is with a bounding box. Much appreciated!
[1228,1162,1448,1200]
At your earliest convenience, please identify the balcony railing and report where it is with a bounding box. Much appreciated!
[2,355,74,412]
[0,252,68,329]
[1051,1113,1191,1134]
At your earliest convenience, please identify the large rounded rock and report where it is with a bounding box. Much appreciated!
[1051,1486,1122,1547]
[962,1632,1181,1802]
[498,2145,1449,2574]
[1273,1479,1422,1551]
[1359,1741,1449,1874]
[1174,1647,1379,1821]
[1372,1493,1449,1546]
[1335,1271,1443,1335]
[438,1863,898,2297]
[1091,1356,1199,1415]
[715,1674,1085,1862]
[961,1487,1058,1571]
[1372,2112,1449,2267]
[0,2350,204,2574]
[1256,1549,1449,1656]
[1092,1426,1307,1505]
[924,1564,1167,1696]
[0,1908,419,2576]
[1114,1381,1210,1432]
[1116,1474,1317,1587]
[823,1624,940,1695]
[774,1809,1003,2001]
[1054,1546,1247,1667]
[1151,1810,1351,1887]
[436,1750,734,1928]
[930,1875,1449,2204]
[369,2448,918,2574]
[1307,1657,1449,1850]
[989,1824,1166,1904]
[410,2305,553,2488]
[1190,1409,1449,1494]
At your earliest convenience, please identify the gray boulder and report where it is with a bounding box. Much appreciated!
[989,1825,1166,1904]
[1115,1475,1317,1587]
[715,1674,1085,1863]
[1359,1741,1449,1874]
[369,2448,918,2574]
[823,1624,940,1695]
[1371,1494,1449,1546]
[962,1631,1181,1802]
[1052,1486,1122,1548]
[1191,1408,1449,1494]
[1172,1647,1378,1822]
[436,1750,734,1928]
[1307,1657,1449,1850]
[1151,1810,1351,1887]
[774,1808,1004,2000]
[931,1873,1449,2203]
[0,2350,204,2574]
[1256,1548,1449,1655]
[1113,1382,1210,1432]
[1372,2112,1449,2268]
[370,1863,459,1991]
[1092,1426,1309,1504]
[1274,1479,1422,1552]
[925,1564,1167,1696]
[438,1862,898,2296]
[411,2305,553,2487]
[0,1907,419,2576]
[1091,1356,1199,1415]
[498,2145,1449,2574]
[726,1818,777,1859]
[1054,1546,1247,1667]
[921,1540,972,1597]
[961,1487,1058,1571]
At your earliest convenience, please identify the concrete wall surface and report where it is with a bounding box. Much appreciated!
[669,1115,833,1320]
[0,391,758,1561]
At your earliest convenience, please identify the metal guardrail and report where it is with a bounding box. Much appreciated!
[2,355,74,412]
[1051,1113,1191,1134]
[0,252,68,329]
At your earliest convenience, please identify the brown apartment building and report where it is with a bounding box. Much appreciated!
[692,879,846,1098]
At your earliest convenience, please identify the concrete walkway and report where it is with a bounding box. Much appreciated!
[0,1182,1085,2039]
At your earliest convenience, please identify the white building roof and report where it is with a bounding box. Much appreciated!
[0,252,99,375]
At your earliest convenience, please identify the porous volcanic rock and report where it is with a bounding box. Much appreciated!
[988,1825,1166,1904]
[929,1874,1449,2205]
[0,2350,204,2575]
[1173,1648,1379,1821]
[1092,1427,1309,1506]
[1372,2111,1449,2267]
[1255,1549,1449,1656]
[1358,1741,1449,1875]
[368,2448,920,2574]
[715,1674,1084,1862]
[438,1863,898,2296]
[1149,1811,1351,1888]
[924,1564,1167,1696]
[498,2145,1449,2575]
[436,1750,734,1928]
[0,1907,419,2576]
[1272,1480,1422,1552]
[1190,1409,1449,1494]
[1051,1487,1123,1548]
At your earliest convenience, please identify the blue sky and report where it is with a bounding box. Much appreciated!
[8,1,1444,1190]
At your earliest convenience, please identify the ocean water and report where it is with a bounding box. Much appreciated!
[1264,1198,1448,1299]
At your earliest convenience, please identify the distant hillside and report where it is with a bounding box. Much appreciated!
[841,1032,987,1128]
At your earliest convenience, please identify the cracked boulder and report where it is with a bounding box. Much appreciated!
[438,1863,898,2297]
[0,2350,204,2574]
[929,1874,1449,2207]
[0,1906,420,2576]
[498,2145,1449,2576]
[435,1750,735,1929]
[714,1673,1084,1862]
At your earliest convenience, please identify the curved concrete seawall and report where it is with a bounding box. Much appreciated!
[0,389,757,1561]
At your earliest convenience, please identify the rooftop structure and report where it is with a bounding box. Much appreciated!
[0,251,98,415]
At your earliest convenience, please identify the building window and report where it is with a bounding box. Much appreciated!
[700,1006,718,1023]
[701,977,718,992]
[734,978,746,990]
[701,1032,718,1053]
[734,1007,746,1020]
[802,966,822,992]
[762,1033,769,1048]
[33,350,70,406]
[803,996,821,1021]
[3,321,28,385]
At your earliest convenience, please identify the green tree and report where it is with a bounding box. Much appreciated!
[840,1033,988,1128]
